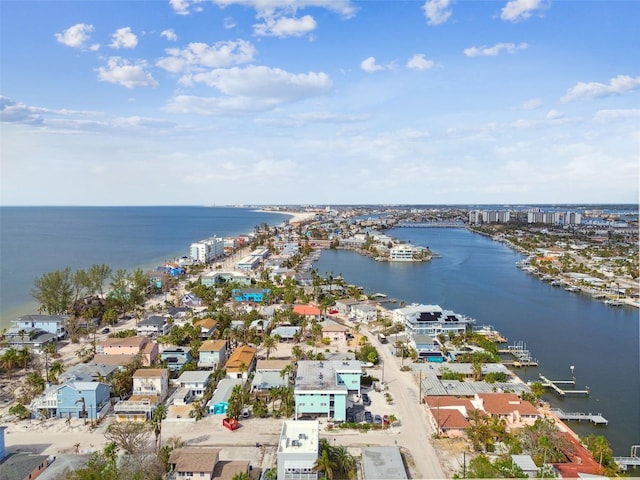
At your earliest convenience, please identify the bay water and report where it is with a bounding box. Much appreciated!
[0,206,290,327]
[313,227,639,456]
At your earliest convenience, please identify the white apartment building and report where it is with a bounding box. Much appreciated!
[190,237,224,263]
[277,420,319,480]
[389,244,415,261]
[392,304,474,337]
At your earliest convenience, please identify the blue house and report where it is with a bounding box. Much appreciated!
[232,288,271,303]
[30,381,111,420]
[11,314,67,340]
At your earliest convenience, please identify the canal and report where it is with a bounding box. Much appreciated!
[313,227,639,456]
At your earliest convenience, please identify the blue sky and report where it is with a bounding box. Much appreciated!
[1,0,638,206]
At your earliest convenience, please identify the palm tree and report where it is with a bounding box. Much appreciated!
[332,445,356,478]
[49,361,65,383]
[314,448,337,480]
[150,404,167,451]
[1,347,20,373]
[17,347,31,369]
[263,334,278,360]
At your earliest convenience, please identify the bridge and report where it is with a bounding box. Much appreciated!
[615,445,640,471]
[397,221,467,228]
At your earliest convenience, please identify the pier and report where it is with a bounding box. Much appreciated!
[550,408,608,425]
[615,445,640,471]
[498,341,538,366]
[538,373,590,396]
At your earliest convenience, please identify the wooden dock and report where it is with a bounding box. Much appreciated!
[538,374,590,396]
[551,408,608,425]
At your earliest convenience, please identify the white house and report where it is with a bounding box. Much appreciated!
[351,304,378,322]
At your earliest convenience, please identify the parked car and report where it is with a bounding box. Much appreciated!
[383,414,389,425]
[374,414,382,424]
[364,411,373,423]
[362,393,371,406]
[241,407,250,418]
[101,328,110,334]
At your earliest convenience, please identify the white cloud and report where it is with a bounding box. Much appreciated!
[593,109,640,123]
[253,14,317,37]
[422,0,453,26]
[161,29,178,41]
[518,98,542,110]
[561,75,640,103]
[109,27,138,49]
[54,23,97,50]
[171,0,357,19]
[156,40,256,73]
[183,65,331,99]
[360,57,385,73]
[96,57,159,89]
[546,109,564,120]
[169,0,205,15]
[224,17,237,29]
[464,42,528,57]
[406,54,436,70]
[500,0,546,22]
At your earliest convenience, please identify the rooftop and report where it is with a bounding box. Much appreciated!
[278,420,319,454]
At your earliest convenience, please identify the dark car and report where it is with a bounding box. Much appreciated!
[346,413,355,423]
[364,411,373,423]
[362,393,371,406]
[374,414,382,424]
[101,328,110,334]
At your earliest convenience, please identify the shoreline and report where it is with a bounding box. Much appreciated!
[252,208,317,224]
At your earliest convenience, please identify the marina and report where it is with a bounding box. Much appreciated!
[498,341,539,367]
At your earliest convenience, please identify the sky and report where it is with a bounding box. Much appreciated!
[1,0,639,206]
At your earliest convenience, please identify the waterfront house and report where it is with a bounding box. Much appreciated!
[201,271,252,287]
[159,346,192,371]
[224,344,257,379]
[11,314,68,339]
[30,381,111,420]
[147,270,169,290]
[5,329,57,353]
[334,299,361,317]
[351,303,378,322]
[475,393,541,427]
[232,288,271,303]
[277,420,319,480]
[393,304,474,337]
[424,396,475,437]
[198,339,227,369]
[294,360,361,422]
[136,315,171,337]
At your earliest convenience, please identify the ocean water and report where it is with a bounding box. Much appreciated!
[0,206,291,327]
[314,228,640,456]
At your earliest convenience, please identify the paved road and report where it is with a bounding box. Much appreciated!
[365,328,446,479]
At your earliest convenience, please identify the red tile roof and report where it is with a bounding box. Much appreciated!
[293,305,321,316]
[477,393,541,416]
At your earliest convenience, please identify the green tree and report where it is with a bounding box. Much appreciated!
[88,263,113,297]
[314,448,337,480]
[32,268,74,314]
[150,404,168,451]
[1,347,19,372]
[8,403,30,419]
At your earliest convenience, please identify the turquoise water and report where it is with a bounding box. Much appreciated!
[0,206,291,326]
[313,228,639,456]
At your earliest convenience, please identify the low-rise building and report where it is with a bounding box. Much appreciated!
[136,315,171,337]
[159,346,192,372]
[97,336,158,366]
[351,303,378,322]
[224,345,257,379]
[294,360,361,422]
[277,420,319,480]
[362,446,408,480]
[232,288,271,303]
[198,339,227,369]
[11,314,68,339]
[393,304,475,336]
[30,381,111,420]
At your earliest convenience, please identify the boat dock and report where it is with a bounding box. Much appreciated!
[499,341,539,366]
[550,408,608,425]
[615,445,640,471]
[538,373,590,396]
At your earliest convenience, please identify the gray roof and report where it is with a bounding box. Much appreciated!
[139,315,167,326]
[295,360,361,392]
[208,378,242,405]
[176,370,212,384]
[251,371,288,391]
[271,326,300,338]
[0,453,51,480]
[361,447,407,480]
[60,363,118,383]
